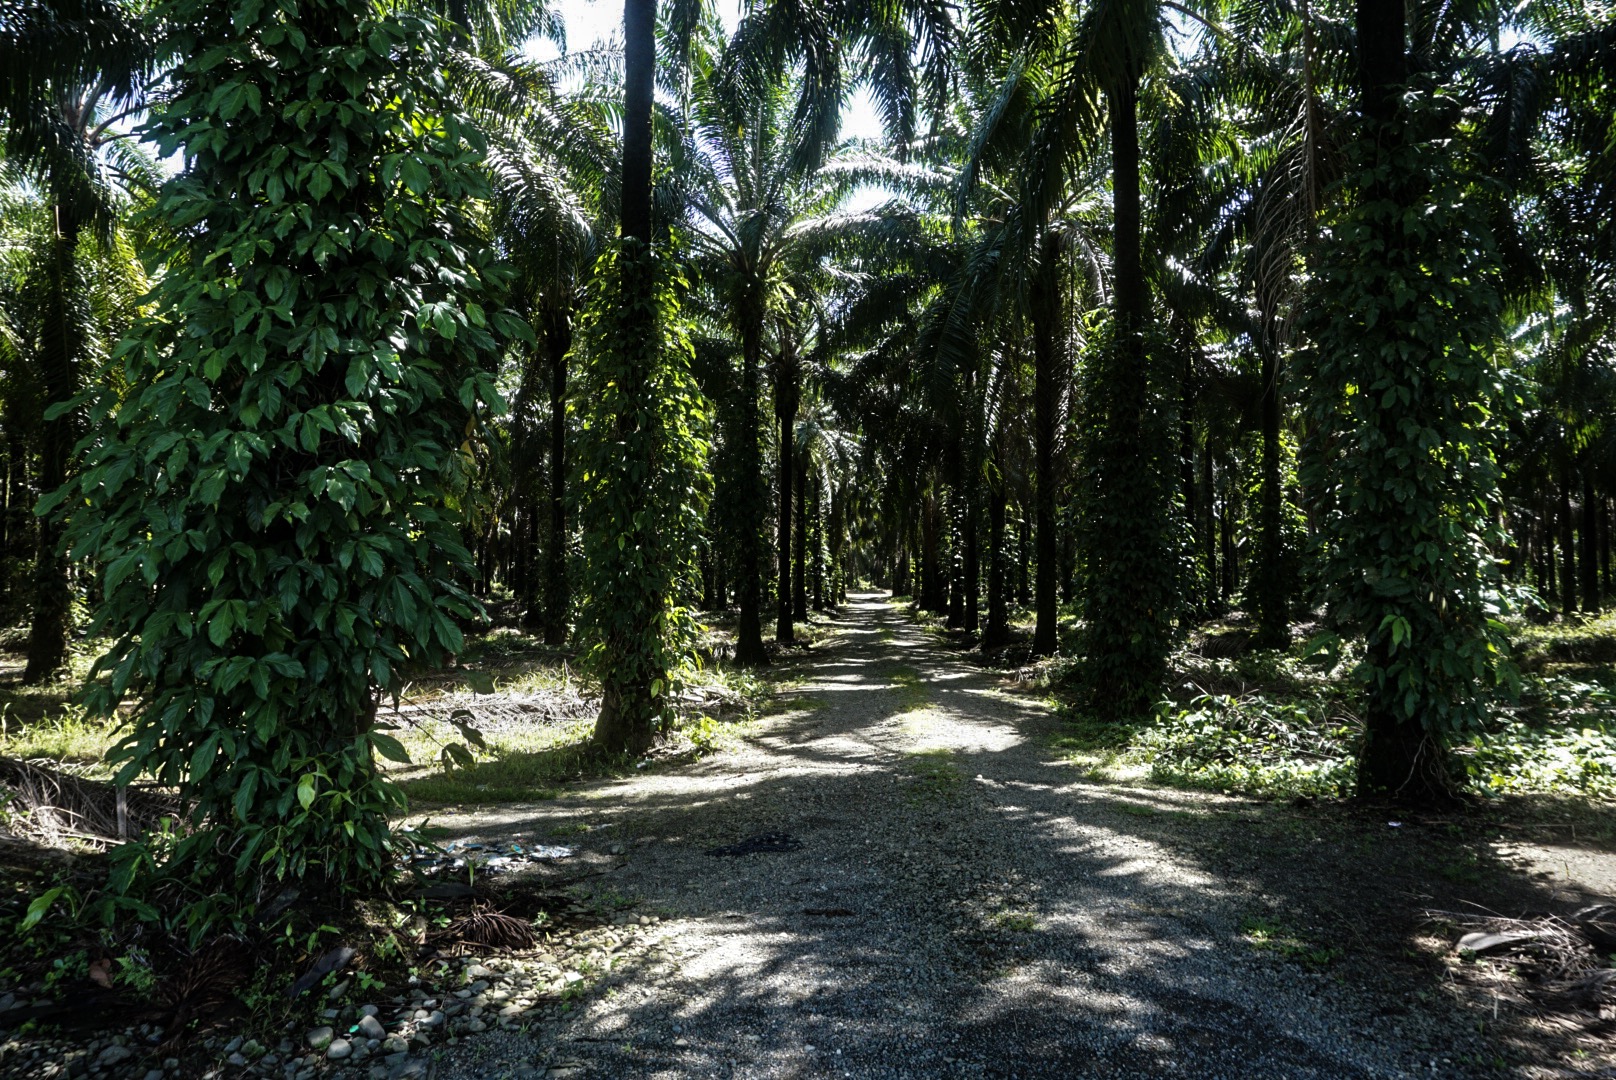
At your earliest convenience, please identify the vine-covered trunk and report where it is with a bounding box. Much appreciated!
[1559,468,1577,615]
[1581,465,1600,612]
[775,343,798,643]
[1078,73,1173,719]
[1030,230,1061,656]
[544,308,571,646]
[24,214,84,685]
[984,473,1008,647]
[791,456,807,621]
[732,298,769,665]
[1252,341,1288,647]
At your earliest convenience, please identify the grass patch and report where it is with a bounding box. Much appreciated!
[0,704,120,776]
[888,666,930,713]
[1240,915,1342,971]
[397,719,629,804]
[990,910,1038,932]
[902,747,962,801]
[1509,612,1616,671]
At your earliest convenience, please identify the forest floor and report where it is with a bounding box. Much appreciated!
[389,593,1616,1080]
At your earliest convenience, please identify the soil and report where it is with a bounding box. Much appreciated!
[405,593,1616,1080]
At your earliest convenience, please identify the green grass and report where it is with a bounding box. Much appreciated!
[888,665,930,713]
[1240,915,1342,971]
[395,718,620,804]
[0,704,121,776]
[902,747,962,801]
[1509,612,1616,671]
[990,910,1038,932]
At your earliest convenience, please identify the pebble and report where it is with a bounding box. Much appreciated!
[96,1046,132,1068]
[327,1039,352,1060]
[306,1026,334,1051]
[357,1014,387,1041]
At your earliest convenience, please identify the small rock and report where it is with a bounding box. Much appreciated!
[143,1070,164,1080]
[465,964,492,980]
[357,1014,386,1041]
[225,1037,245,1054]
[674,1038,690,1048]
[467,1019,488,1033]
[328,980,350,1002]
[326,1039,352,1060]
[227,1053,249,1067]
[306,1027,334,1051]
[96,1046,133,1068]
[382,1035,409,1054]
[359,1004,380,1018]
[391,1058,429,1079]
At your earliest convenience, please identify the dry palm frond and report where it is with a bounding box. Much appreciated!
[159,937,254,1043]
[0,757,180,850]
[1428,906,1616,1025]
[427,906,536,954]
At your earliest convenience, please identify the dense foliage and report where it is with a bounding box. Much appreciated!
[0,0,1612,938]
[52,0,522,918]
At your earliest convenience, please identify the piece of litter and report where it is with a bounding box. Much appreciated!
[1388,821,1403,828]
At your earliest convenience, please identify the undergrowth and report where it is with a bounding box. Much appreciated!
[1052,629,1616,801]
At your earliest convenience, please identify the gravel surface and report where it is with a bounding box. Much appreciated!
[412,594,1514,1079]
[2,594,1582,1079]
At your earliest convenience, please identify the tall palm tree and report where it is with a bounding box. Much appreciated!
[0,0,150,682]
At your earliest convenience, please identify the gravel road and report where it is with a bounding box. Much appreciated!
[413,593,1531,1080]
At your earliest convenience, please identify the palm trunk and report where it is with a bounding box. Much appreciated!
[792,456,808,622]
[590,0,661,752]
[733,301,769,665]
[543,309,570,645]
[984,470,1008,647]
[1030,230,1062,656]
[1253,340,1288,647]
[24,213,85,684]
[1581,465,1600,612]
[775,345,798,642]
[1559,468,1577,615]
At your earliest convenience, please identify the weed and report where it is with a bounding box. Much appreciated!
[902,748,961,802]
[991,911,1038,932]
[1240,915,1342,971]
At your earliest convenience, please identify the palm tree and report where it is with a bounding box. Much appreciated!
[0,0,150,682]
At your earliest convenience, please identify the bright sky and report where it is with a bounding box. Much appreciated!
[525,0,888,142]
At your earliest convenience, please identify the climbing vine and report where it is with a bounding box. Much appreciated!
[1300,87,1516,798]
[572,240,710,753]
[53,0,525,925]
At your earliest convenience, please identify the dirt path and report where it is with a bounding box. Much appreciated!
[424,594,1575,1079]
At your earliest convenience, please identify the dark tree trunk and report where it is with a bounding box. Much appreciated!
[792,457,808,623]
[984,472,1009,648]
[775,345,799,643]
[1596,497,1609,598]
[543,309,571,645]
[1179,351,1197,609]
[1201,427,1218,612]
[730,292,769,666]
[1581,466,1600,612]
[1560,470,1577,616]
[25,217,84,684]
[1030,230,1062,656]
[1252,340,1288,647]
[948,470,966,629]
[591,0,660,752]
[1017,510,1031,605]
[964,485,979,633]
[921,494,944,613]
[811,471,826,611]
[1352,0,1459,802]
